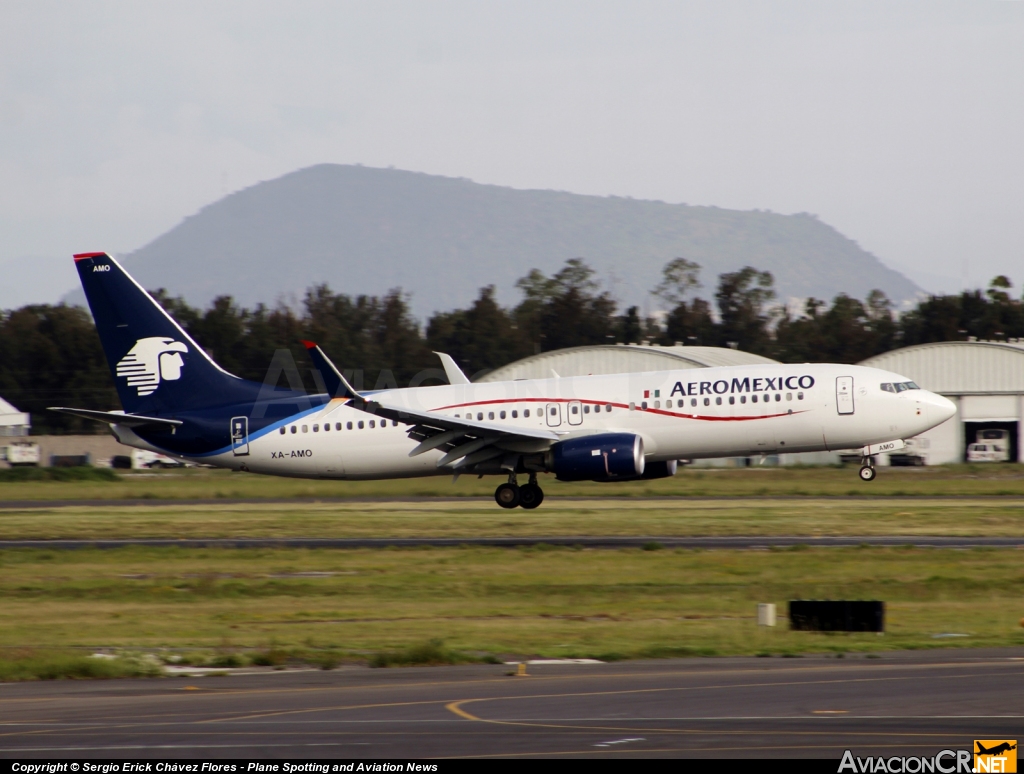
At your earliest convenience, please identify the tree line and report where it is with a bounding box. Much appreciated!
[2,258,1023,433]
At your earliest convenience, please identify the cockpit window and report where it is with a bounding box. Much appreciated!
[881,383,895,393]
[895,382,908,392]
[904,381,919,390]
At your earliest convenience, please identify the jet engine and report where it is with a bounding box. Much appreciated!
[546,433,644,481]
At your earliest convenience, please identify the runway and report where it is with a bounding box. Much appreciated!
[2,535,1023,549]
[1,649,1021,759]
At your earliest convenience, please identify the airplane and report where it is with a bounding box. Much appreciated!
[50,252,957,509]
[976,743,1016,756]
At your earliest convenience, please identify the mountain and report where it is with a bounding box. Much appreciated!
[67,164,920,318]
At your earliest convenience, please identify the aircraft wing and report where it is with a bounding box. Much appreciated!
[48,407,183,428]
[304,342,562,469]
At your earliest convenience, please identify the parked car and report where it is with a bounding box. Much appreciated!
[131,449,188,469]
[967,441,1009,463]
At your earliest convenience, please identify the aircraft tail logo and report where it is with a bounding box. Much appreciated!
[116,337,188,396]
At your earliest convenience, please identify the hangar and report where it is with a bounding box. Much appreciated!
[478,344,778,382]
[859,340,1024,464]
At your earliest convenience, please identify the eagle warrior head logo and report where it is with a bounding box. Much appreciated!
[116,337,188,396]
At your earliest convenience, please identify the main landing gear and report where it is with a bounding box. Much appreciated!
[859,456,876,482]
[494,473,545,509]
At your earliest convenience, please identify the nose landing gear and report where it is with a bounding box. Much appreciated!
[493,472,545,509]
[859,456,876,482]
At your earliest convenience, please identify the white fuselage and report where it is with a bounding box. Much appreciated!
[149,363,956,479]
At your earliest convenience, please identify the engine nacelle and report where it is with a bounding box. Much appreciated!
[635,459,678,480]
[547,433,645,482]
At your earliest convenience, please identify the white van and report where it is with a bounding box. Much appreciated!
[967,440,1009,463]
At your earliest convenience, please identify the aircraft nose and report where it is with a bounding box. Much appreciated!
[926,392,956,423]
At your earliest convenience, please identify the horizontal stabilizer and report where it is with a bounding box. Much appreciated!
[48,407,183,428]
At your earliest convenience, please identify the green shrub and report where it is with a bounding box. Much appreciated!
[0,467,119,483]
[369,639,490,668]
[0,650,160,681]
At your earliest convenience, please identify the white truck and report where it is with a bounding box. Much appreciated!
[2,442,41,466]
[967,429,1011,463]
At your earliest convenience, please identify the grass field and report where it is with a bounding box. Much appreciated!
[2,498,1024,539]
[1,463,1024,502]
[2,465,1024,679]
[1,545,1022,669]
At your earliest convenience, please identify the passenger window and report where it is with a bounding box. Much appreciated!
[358,421,364,429]
[703,398,710,407]
[786,393,792,401]
[729,396,735,405]
[313,424,319,432]
[477,412,484,421]
[641,401,648,410]
[740,395,746,404]
[512,410,518,418]
[583,405,590,414]
[654,400,660,409]
[290,426,296,434]
[797,392,804,400]
[550,407,557,415]
[775,394,781,402]
[302,425,308,433]
[488,411,495,420]
[336,423,342,431]
[525,409,531,418]
[500,411,506,419]
[369,420,375,428]
[691,398,696,407]
[279,427,286,435]
[571,405,578,414]
[752,395,758,403]
[347,422,353,430]
[715,397,722,405]
[323,423,329,431]
[605,404,612,412]
[392,420,398,426]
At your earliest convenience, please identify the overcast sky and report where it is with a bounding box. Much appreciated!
[2,0,1022,309]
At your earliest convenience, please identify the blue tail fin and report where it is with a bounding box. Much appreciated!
[74,252,261,414]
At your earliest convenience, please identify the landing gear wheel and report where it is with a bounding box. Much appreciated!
[859,465,876,482]
[495,483,521,509]
[519,483,544,509]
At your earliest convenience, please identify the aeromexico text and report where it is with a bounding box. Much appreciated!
[669,375,815,397]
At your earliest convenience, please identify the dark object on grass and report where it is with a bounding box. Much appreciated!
[111,455,133,469]
[789,600,885,632]
[51,454,91,468]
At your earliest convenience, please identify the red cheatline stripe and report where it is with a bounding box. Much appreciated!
[433,396,804,422]
[73,252,107,261]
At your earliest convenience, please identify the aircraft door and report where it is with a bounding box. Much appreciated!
[546,403,562,427]
[836,376,855,415]
[230,416,249,455]
[567,401,583,426]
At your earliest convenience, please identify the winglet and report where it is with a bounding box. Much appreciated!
[434,352,471,385]
[303,341,364,402]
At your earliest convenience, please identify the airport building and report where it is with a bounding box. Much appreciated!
[859,340,1024,464]
[0,397,30,437]
[481,341,1024,465]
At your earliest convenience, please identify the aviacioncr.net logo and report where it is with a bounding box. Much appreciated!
[116,337,188,396]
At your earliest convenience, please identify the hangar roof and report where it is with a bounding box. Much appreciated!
[859,341,1024,395]
[478,345,779,382]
